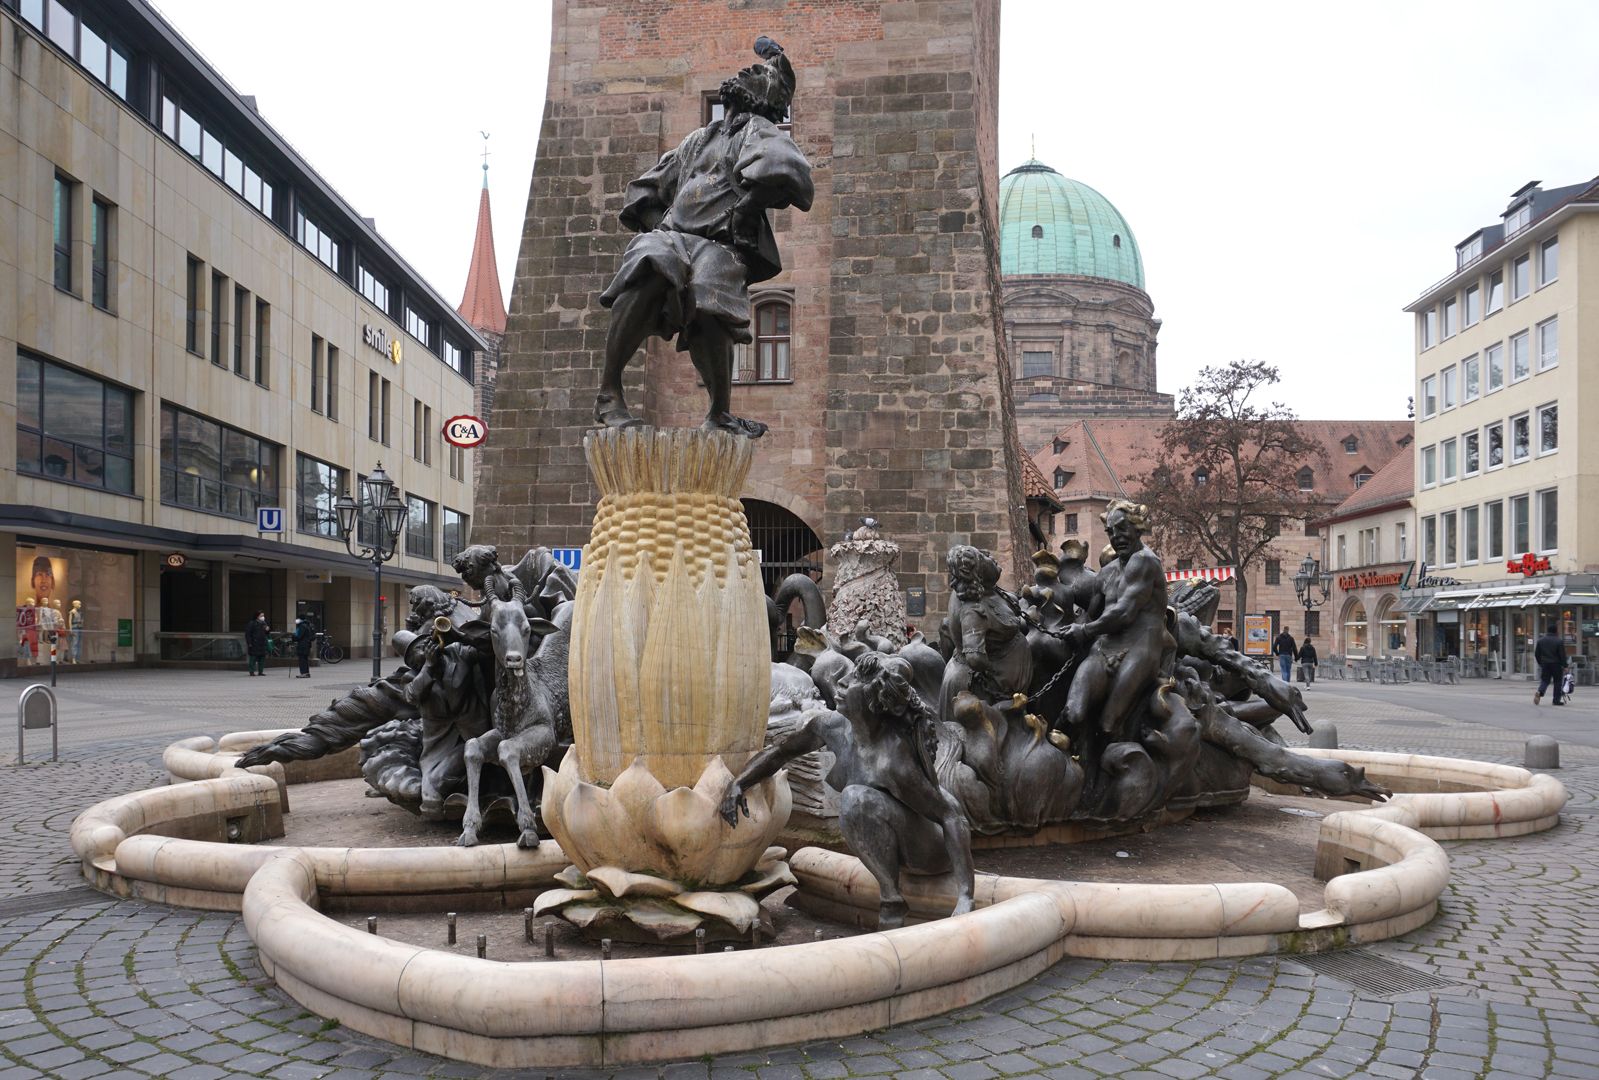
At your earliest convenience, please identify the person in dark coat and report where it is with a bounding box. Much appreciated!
[1273,627,1297,684]
[293,617,314,678]
[244,611,268,676]
[1296,636,1319,684]
[1534,625,1567,705]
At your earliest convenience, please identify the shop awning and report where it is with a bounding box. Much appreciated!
[1165,566,1235,584]
[1396,595,1431,613]
[1403,584,1568,612]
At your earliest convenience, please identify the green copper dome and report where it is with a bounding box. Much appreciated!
[999,160,1145,288]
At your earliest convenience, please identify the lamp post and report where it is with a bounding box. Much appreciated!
[334,462,408,683]
[1292,553,1334,638]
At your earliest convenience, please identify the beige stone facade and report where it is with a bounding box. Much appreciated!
[1317,451,1415,659]
[1405,178,1599,673]
[0,4,482,673]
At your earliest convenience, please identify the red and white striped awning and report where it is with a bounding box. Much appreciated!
[1165,566,1236,584]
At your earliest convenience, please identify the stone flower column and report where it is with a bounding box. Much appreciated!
[826,529,908,648]
[537,427,792,941]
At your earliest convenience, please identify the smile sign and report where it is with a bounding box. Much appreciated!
[443,414,488,449]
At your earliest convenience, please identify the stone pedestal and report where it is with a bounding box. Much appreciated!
[537,428,793,941]
[826,532,907,648]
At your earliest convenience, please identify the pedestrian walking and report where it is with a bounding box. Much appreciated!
[1273,626,1297,684]
[1533,624,1567,705]
[1296,635,1318,684]
[244,611,269,676]
[293,617,313,678]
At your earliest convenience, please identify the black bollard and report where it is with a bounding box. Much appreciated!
[476,933,487,959]
[694,928,706,954]
[544,923,556,958]
[524,908,535,943]
[366,916,377,935]
[447,912,457,945]
[600,938,612,961]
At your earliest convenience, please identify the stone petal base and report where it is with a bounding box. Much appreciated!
[533,857,795,944]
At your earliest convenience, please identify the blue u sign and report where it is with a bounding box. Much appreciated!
[257,507,284,533]
[553,547,582,572]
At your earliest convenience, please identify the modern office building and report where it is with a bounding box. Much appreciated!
[1,0,484,674]
[1404,176,1599,674]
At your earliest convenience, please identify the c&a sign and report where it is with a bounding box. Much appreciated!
[1507,553,1552,577]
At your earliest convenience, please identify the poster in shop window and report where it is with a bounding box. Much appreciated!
[1243,613,1272,656]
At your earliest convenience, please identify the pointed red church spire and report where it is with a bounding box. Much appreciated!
[458,141,507,336]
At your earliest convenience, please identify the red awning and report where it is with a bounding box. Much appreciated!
[1165,566,1236,584]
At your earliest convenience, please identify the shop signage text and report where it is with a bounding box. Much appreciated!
[1399,561,1460,590]
[363,324,402,364]
[1338,570,1404,590]
[442,415,488,449]
[164,552,187,569]
[1507,553,1551,577]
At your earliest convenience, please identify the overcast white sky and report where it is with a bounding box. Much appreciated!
[152,0,1599,421]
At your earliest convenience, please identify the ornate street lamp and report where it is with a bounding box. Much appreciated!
[335,462,408,683]
[1292,553,1334,631]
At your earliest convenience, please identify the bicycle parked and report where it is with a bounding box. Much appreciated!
[314,631,344,664]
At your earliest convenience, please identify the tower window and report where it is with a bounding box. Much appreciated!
[734,299,792,383]
[1113,234,1122,248]
[1030,224,1043,239]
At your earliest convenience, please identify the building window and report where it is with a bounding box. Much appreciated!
[1193,467,1209,487]
[25,1,131,98]
[1485,342,1504,392]
[209,271,226,365]
[1305,610,1320,638]
[1421,515,1436,566]
[53,172,75,292]
[413,400,433,464]
[1462,354,1479,402]
[368,371,380,441]
[1462,283,1479,327]
[1510,412,1530,463]
[755,300,791,381]
[160,90,275,218]
[1396,520,1408,561]
[1537,488,1558,553]
[296,209,340,273]
[1510,330,1529,381]
[1336,533,1347,569]
[1030,224,1043,239]
[443,508,469,563]
[1485,421,1504,469]
[405,495,436,559]
[354,473,380,547]
[1441,437,1457,482]
[1537,403,1557,455]
[185,255,202,353]
[1464,430,1479,476]
[1510,494,1530,554]
[703,90,790,129]
[326,346,340,421]
[1511,253,1530,301]
[1456,235,1482,268]
[1353,468,1372,488]
[358,265,390,313]
[311,336,325,414]
[1486,269,1504,314]
[296,454,346,538]
[254,299,270,386]
[1342,436,1357,454]
[1361,527,1378,564]
[15,352,134,494]
[1296,466,1314,491]
[1462,504,1479,564]
[1054,468,1068,488]
[1441,510,1457,566]
[1419,375,1437,418]
[1420,309,1436,350]
[1536,317,1558,370]
[90,197,111,310]
[1065,512,1078,533]
[1021,350,1053,378]
[1539,236,1558,286]
[1485,501,1503,561]
[1504,203,1530,235]
[381,378,392,446]
[1420,444,1437,487]
[1442,297,1458,338]
[233,286,248,377]
[405,305,433,350]
[159,403,277,521]
[442,340,466,376]
[449,444,465,482]
[1265,559,1281,586]
[1440,365,1457,410]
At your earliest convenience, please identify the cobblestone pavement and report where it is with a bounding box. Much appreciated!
[1,671,1597,1079]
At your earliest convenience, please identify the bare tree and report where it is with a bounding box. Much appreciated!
[1130,361,1327,619]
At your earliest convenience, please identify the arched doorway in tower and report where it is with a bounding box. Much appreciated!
[743,499,824,597]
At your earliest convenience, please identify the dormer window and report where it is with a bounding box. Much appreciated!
[1296,466,1315,491]
[1456,234,1482,269]
[1052,437,1067,455]
[1031,224,1044,239]
[1504,202,1531,235]
[1343,436,1358,454]
[1193,467,1209,487]
[1354,468,1373,488]
[1053,467,1070,488]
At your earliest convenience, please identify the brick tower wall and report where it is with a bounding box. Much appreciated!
[477,0,1030,611]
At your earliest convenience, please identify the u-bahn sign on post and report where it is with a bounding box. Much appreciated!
[443,415,488,449]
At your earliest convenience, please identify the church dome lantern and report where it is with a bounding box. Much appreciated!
[999,159,1145,289]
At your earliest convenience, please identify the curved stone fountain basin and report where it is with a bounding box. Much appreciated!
[67,729,1569,1068]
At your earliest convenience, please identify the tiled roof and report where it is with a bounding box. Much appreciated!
[1030,418,1412,505]
[458,183,507,335]
[1020,451,1063,509]
[1321,447,1413,523]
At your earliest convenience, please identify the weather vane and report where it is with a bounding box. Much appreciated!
[479,131,491,185]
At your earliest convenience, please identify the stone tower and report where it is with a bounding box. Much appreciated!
[477,0,1030,615]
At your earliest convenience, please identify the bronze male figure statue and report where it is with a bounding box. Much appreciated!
[597,37,814,438]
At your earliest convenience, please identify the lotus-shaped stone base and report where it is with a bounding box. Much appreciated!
[537,751,794,941]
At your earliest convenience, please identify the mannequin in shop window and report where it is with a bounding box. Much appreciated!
[16,597,37,664]
[69,600,84,663]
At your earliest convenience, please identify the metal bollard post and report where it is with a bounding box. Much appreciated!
[446,912,457,945]
[694,928,706,954]
[544,924,555,958]
[749,924,760,948]
[724,945,735,952]
[476,934,487,959]
[524,908,534,943]
[814,929,824,942]
[49,640,57,688]
[16,685,59,765]
[367,916,377,935]
[600,938,612,961]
